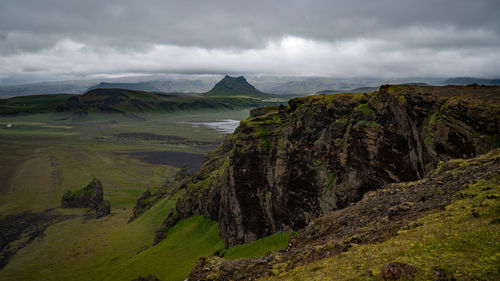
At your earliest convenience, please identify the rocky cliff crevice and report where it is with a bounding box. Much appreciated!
[157,85,500,247]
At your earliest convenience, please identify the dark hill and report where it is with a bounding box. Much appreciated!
[0,94,76,115]
[0,88,278,118]
[58,88,165,113]
[59,88,274,115]
[203,76,269,98]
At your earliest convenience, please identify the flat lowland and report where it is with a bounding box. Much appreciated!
[0,110,248,213]
[0,109,259,280]
[116,150,205,173]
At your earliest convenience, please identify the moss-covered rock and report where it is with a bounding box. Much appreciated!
[129,166,191,222]
[61,178,111,218]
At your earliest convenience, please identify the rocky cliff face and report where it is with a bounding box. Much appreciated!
[187,148,500,280]
[159,85,500,247]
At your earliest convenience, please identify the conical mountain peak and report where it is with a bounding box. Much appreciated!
[203,75,268,97]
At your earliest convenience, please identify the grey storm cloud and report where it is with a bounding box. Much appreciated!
[0,0,499,82]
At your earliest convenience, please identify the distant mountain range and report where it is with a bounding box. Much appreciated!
[87,79,214,93]
[314,83,430,95]
[444,77,500,85]
[0,80,96,97]
[1,76,499,98]
[0,77,283,119]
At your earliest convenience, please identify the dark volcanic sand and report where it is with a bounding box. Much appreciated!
[113,132,221,151]
[118,150,204,173]
[114,132,187,141]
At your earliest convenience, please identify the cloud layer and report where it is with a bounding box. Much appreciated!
[1,0,499,83]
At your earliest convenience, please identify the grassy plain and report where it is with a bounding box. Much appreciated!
[0,109,293,280]
[0,110,248,213]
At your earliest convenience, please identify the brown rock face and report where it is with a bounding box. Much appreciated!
[95,200,111,218]
[160,85,500,247]
[378,262,417,280]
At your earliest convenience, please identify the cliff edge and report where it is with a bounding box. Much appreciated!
[155,85,500,247]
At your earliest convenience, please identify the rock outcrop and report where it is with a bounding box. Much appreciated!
[130,166,190,223]
[378,262,417,280]
[157,85,500,247]
[61,178,111,218]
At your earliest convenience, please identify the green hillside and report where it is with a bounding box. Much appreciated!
[0,88,278,119]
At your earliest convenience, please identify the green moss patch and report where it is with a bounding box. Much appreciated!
[429,111,443,127]
[386,85,419,93]
[354,103,375,118]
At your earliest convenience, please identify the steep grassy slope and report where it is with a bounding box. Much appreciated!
[0,194,224,281]
[106,216,224,281]
[219,232,296,260]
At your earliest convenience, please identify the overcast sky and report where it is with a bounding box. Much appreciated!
[0,0,499,84]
